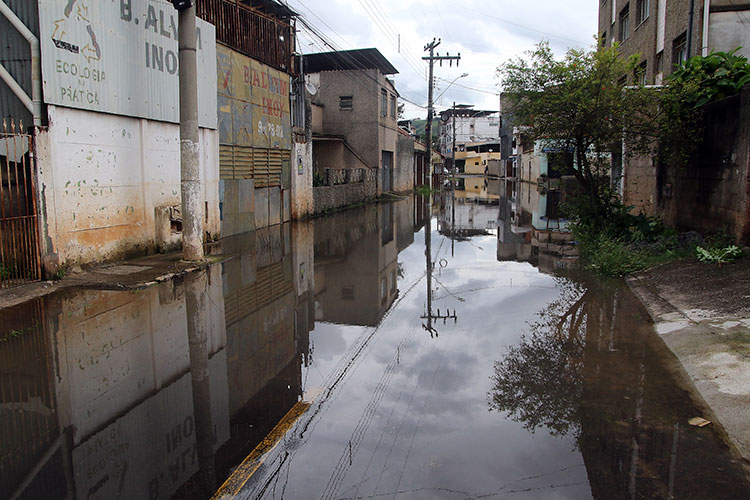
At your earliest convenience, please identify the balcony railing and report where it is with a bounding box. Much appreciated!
[198,0,294,73]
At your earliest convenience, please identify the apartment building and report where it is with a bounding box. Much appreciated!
[599,0,750,84]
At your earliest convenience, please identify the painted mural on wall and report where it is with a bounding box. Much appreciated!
[217,45,292,150]
[37,0,217,128]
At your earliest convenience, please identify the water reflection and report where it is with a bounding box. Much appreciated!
[489,275,750,498]
[1,192,748,500]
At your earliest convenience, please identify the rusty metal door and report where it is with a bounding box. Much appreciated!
[0,119,41,287]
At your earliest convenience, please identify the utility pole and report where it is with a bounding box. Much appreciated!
[421,40,460,336]
[422,39,460,188]
[176,0,204,261]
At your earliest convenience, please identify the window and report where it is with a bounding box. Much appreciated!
[655,51,664,83]
[380,89,387,117]
[636,0,649,24]
[339,95,353,110]
[600,31,607,47]
[390,94,396,119]
[635,60,647,85]
[672,32,687,68]
[619,4,630,42]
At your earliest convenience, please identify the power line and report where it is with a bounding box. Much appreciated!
[437,77,500,96]
[461,6,590,46]
[297,18,429,110]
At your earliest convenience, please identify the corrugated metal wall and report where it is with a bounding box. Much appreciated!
[0,0,39,127]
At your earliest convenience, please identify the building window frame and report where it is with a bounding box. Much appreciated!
[619,4,630,42]
[389,94,397,119]
[339,95,353,110]
[635,60,648,85]
[672,32,688,69]
[380,89,387,117]
[635,0,649,26]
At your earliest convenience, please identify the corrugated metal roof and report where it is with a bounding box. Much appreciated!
[0,0,39,125]
[303,48,399,75]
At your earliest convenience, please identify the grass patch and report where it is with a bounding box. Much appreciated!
[414,185,437,196]
[567,199,724,277]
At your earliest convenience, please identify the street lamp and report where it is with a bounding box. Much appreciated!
[436,72,469,102]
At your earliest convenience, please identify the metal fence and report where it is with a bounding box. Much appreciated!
[197,0,294,73]
[0,119,41,287]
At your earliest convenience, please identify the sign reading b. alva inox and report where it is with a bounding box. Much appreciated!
[38,0,217,129]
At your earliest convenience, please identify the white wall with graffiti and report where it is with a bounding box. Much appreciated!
[34,0,220,264]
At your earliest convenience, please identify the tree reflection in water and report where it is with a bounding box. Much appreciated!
[488,276,750,499]
[488,277,590,441]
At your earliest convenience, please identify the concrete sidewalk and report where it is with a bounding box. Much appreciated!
[627,259,750,467]
[0,246,224,309]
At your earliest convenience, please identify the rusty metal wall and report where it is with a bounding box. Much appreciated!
[198,0,294,73]
[0,118,41,287]
[0,0,39,126]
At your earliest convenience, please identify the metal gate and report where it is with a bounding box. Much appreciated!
[0,119,41,287]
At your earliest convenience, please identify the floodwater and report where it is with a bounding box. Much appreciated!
[1,190,748,500]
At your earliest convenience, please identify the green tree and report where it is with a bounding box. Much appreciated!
[498,42,659,224]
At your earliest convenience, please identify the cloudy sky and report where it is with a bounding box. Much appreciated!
[286,0,599,119]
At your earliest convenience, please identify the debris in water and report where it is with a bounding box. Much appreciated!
[688,417,711,427]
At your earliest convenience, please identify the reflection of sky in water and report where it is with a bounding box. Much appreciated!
[291,219,592,500]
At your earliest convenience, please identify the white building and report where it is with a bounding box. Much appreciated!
[439,106,500,158]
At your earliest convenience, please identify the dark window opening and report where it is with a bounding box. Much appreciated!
[619,4,630,41]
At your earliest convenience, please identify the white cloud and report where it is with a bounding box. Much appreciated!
[287,0,598,119]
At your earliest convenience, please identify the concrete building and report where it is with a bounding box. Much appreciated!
[0,0,310,275]
[458,141,503,175]
[600,1,750,242]
[304,49,402,194]
[598,0,750,85]
[212,1,306,235]
[439,105,500,158]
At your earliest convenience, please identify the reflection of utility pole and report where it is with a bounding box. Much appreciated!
[422,192,459,338]
[184,271,216,494]
[451,101,456,257]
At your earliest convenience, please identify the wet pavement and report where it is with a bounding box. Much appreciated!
[1,190,749,500]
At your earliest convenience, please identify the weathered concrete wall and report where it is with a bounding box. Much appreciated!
[624,87,750,241]
[315,140,346,170]
[292,141,313,219]
[314,69,378,168]
[395,134,415,193]
[661,88,750,240]
[313,168,377,215]
[37,106,220,265]
[623,153,658,217]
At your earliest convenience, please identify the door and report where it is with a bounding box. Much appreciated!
[381,151,393,192]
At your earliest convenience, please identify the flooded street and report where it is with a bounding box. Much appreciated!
[1,192,748,500]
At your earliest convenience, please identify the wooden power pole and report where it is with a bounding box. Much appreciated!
[421,39,460,336]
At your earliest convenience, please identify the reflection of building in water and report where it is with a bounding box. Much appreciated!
[439,181,499,240]
[314,203,400,327]
[0,224,315,500]
[496,179,577,272]
[0,266,229,500]
[574,287,750,500]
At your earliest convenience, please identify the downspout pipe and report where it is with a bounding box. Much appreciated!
[702,0,711,56]
[687,0,696,58]
[0,0,43,128]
